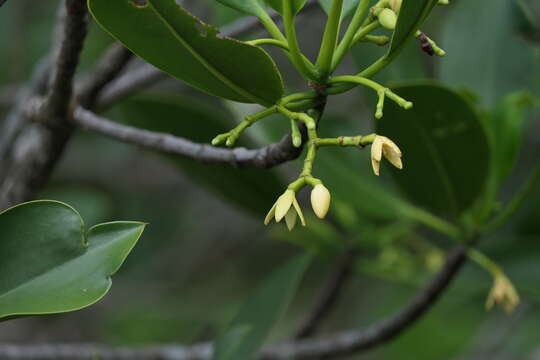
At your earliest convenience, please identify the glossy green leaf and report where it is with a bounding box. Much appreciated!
[439,0,537,107]
[216,0,268,19]
[115,94,286,214]
[489,92,535,183]
[317,0,360,18]
[0,200,144,320]
[265,0,307,14]
[213,254,311,360]
[387,0,438,57]
[377,83,491,218]
[88,0,284,105]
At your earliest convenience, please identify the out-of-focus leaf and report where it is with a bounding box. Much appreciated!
[0,200,144,320]
[514,0,540,41]
[377,82,491,218]
[489,92,536,183]
[387,0,438,58]
[439,0,537,107]
[317,0,360,18]
[213,254,311,360]
[88,0,284,105]
[265,0,307,14]
[115,94,286,214]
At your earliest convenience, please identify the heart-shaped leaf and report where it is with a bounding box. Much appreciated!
[0,200,144,320]
[213,254,311,360]
[387,0,438,58]
[265,0,307,14]
[88,0,284,105]
[377,82,491,218]
[317,0,360,18]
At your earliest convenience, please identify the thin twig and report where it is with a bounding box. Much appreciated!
[72,107,303,169]
[0,246,467,360]
[295,251,356,339]
[76,44,133,109]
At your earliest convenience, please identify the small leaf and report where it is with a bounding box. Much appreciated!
[387,0,438,58]
[88,0,284,105]
[377,82,491,218]
[213,254,311,360]
[0,200,144,320]
[265,0,307,14]
[317,0,360,18]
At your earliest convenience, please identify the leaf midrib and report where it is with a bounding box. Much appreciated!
[148,1,270,106]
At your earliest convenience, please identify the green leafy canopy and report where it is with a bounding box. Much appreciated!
[0,200,145,320]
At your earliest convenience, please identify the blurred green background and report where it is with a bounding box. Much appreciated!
[0,0,539,359]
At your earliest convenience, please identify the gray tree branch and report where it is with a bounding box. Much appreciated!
[0,0,88,210]
[0,246,467,360]
[72,107,303,169]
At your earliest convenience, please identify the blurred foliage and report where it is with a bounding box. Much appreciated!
[0,0,539,359]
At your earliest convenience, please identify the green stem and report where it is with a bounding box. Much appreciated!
[483,161,540,233]
[246,38,289,50]
[331,0,371,71]
[404,205,462,240]
[281,91,319,105]
[258,12,287,42]
[282,0,318,80]
[467,249,503,277]
[351,21,381,46]
[316,0,344,79]
[314,134,376,147]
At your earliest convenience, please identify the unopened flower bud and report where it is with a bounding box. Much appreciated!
[378,8,397,30]
[389,0,402,13]
[310,184,331,219]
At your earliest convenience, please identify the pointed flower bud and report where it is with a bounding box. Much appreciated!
[264,189,306,230]
[371,135,403,176]
[486,273,520,313]
[378,8,397,30]
[310,184,331,219]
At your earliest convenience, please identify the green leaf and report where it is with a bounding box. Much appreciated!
[317,0,360,18]
[265,0,307,14]
[439,0,537,107]
[377,82,491,218]
[0,200,144,320]
[489,92,536,183]
[213,254,311,360]
[387,0,438,58]
[114,94,286,215]
[88,0,284,105]
[216,0,268,19]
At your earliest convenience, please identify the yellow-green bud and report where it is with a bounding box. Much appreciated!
[310,184,331,219]
[389,0,402,13]
[378,8,397,30]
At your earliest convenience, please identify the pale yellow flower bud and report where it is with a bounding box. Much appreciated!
[378,8,397,30]
[310,184,331,219]
[371,135,403,176]
[284,207,298,231]
[486,274,520,313]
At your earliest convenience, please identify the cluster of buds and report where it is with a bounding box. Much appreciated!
[265,135,403,230]
[265,183,331,231]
